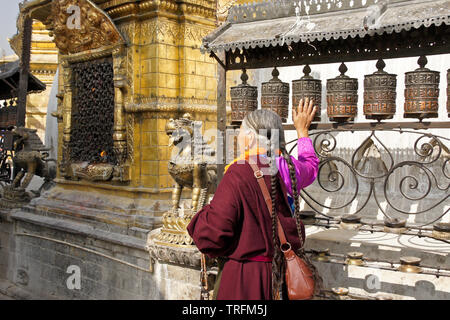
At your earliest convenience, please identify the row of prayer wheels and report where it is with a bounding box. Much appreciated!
[230,56,449,123]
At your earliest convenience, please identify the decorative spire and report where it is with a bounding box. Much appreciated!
[376,58,386,72]
[301,64,312,79]
[418,55,428,69]
[339,62,348,76]
[240,68,249,85]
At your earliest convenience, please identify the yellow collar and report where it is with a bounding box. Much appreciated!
[224,147,281,173]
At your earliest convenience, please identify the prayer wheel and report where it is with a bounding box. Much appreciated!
[230,69,258,124]
[364,59,397,120]
[292,64,321,122]
[404,56,440,119]
[261,67,290,123]
[327,63,358,122]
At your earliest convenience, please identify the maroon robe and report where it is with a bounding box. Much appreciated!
[187,156,312,300]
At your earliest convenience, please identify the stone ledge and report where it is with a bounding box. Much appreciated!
[0,278,57,300]
[10,210,148,252]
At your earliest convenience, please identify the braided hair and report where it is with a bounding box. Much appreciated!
[242,109,323,299]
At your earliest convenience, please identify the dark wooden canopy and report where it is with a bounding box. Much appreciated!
[0,60,46,100]
[203,0,450,70]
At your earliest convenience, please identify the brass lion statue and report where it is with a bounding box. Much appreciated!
[11,127,56,191]
[165,113,217,212]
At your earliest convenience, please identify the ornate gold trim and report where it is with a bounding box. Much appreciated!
[42,0,124,55]
[124,98,231,114]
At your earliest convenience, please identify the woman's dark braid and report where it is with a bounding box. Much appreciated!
[280,147,304,247]
[280,146,324,296]
[268,140,283,300]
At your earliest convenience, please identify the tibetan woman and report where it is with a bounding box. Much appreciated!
[187,98,321,300]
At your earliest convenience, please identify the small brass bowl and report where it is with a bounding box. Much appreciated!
[346,252,365,266]
[311,248,330,262]
[432,223,450,240]
[398,256,422,274]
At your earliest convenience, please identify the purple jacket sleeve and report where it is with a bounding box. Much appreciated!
[276,137,319,196]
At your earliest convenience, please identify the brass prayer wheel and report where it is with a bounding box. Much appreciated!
[404,56,440,119]
[364,59,397,120]
[292,65,321,122]
[230,69,258,124]
[327,63,358,122]
[261,67,290,123]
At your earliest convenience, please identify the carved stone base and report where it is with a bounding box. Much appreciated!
[0,186,31,209]
[147,228,201,267]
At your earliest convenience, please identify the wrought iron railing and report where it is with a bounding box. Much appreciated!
[285,121,450,239]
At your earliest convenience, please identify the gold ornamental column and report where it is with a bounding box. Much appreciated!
[60,61,72,177]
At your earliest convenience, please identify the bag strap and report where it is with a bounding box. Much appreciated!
[247,161,289,247]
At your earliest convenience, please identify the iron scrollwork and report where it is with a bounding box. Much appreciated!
[287,128,450,229]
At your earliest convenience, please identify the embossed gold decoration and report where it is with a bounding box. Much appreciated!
[43,0,123,55]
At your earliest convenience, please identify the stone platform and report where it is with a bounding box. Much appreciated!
[305,226,450,300]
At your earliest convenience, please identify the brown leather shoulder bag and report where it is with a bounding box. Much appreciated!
[248,161,315,300]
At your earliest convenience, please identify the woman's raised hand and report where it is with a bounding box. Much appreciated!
[292,98,317,138]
